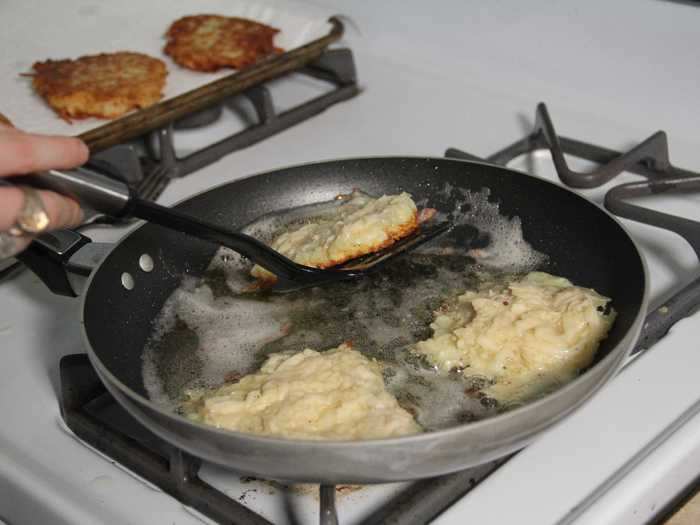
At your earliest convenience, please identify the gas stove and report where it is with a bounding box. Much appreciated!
[1,1,700,524]
[44,101,700,525]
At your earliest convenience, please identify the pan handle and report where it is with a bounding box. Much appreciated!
[16,229,111,297]
[9,166,132,296]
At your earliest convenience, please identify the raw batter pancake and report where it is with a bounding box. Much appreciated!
[182,343,422,440]
[414,272,616,401]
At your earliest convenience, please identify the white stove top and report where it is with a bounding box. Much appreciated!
[2,1,700,524]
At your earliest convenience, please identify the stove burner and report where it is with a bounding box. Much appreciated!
[447,102,700,355]
[59,354,270,524]
[173,104,224,130]
[78,49,358,212]
[149,48,358,179]
[448,102,698,188]
[59,353,503,525]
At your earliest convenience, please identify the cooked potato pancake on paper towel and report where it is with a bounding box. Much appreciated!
[182,343,421,440]
[250,191,419,281]
[29,52,167,122]
[164,15,282,72]
[414,272,616,402]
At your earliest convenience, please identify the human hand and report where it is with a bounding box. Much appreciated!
[0,120,89,259]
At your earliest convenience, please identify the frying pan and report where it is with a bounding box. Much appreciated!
[23,156,647,484]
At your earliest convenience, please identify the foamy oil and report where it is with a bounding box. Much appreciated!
[142,187,545,431]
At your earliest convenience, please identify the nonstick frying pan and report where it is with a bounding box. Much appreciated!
[23,156,647,484]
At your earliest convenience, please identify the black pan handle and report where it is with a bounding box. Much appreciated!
[16,230,92,297]
[9,167,129,297]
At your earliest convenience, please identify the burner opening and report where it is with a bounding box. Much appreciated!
[174,105,224,130]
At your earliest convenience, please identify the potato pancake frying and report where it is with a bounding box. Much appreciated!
[182,343,422,440]
[250,191,420,282]
[414,272,616,403]
[164,14,282,72]
[29,52,167,122]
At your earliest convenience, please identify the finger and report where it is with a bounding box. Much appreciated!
[0,186,83,232]
[0,128,88,177]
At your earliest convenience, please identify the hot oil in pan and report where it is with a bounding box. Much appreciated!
[142,187,546,431]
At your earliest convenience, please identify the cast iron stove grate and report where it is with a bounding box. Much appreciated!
[59,103,700,525]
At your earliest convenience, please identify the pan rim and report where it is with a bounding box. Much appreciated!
[79,155,650,448]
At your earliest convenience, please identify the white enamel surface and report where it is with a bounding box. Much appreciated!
[1,1,700,524]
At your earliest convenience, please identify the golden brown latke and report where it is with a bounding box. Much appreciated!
[251,213,420,285]
[0,113,12,127]
[164,15,282,72]
[29,52,167,122]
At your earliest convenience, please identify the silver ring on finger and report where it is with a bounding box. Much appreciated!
[8,186,50,237]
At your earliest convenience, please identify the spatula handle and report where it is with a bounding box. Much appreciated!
[20,167,133,216]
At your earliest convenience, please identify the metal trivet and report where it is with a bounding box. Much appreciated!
[447,101,700,355]
[59,353,504,525]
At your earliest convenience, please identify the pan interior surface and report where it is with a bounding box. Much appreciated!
[83,158,645,441]
[142,188,553,431]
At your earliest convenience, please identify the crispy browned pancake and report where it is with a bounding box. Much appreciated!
[29,52,167,122]
[0,113,12,127]
[164,14,282,72]
[250,191,420,283]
